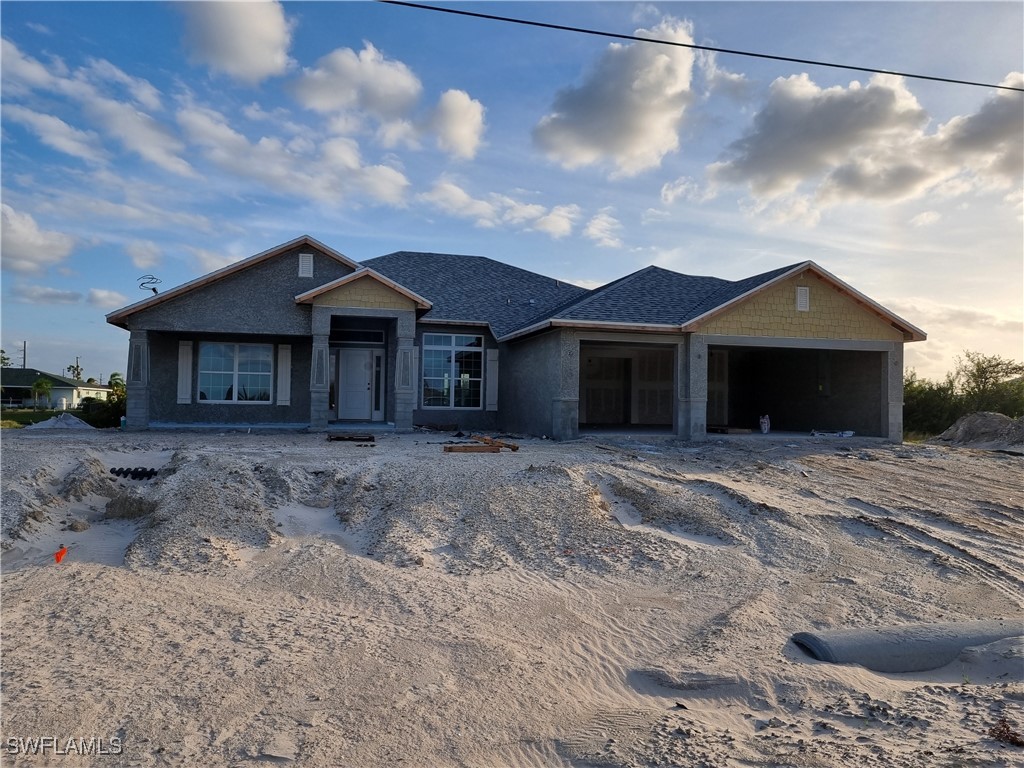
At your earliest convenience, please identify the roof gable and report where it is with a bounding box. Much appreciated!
[295,268,432,309]
[106,235,360,328]
[683,261,926,341]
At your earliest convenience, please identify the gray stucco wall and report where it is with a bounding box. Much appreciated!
[126,247,353,334]
[499,329,563,437]
[147,332,311,425]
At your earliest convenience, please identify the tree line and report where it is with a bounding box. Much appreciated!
[904,351,1024,436]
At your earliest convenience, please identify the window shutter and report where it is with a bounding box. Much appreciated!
[176,341,193,403]
[298,253,314,277]
[485,349,499,411]
[277,344,292,406]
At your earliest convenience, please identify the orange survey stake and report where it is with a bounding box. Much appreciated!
[54,546,68,564]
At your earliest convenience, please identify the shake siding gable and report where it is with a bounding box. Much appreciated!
[312,276,417,310]
[699,273,905,342]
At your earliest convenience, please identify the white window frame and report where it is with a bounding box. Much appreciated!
[421,334,484,410]
[198,342,274,404]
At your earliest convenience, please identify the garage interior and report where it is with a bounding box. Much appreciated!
[579,343,674,430]
[707,345,885,437]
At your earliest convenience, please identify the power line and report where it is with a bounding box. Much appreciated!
[379,1,1023,93]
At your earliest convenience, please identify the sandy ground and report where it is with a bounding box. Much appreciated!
[1,426,1022,767]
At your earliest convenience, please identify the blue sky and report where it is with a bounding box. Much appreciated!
[2,1,1021,384]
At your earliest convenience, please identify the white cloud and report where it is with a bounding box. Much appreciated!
[533,18,696,176]
[125,240,162,269]
[708,71,1024,218]
[910,211,941,227]
[190,247,241,273]
[83,94,195,177]
[292,42,422,121]
[11,284,83,304]
[179,0,293,85]
[84,58,162,111]
[710,74,928,198]
[661,176,702,204]
[429,89,485,159]
[419,180,497,227]
[1,38,56,94]
[418,180,581,238]
[87,288,130,308]
[532,204,582,239]
[3,105,106,163]
[583,209,624,248]
[0,205,75,274]
[177,105,410,205]
[698,51,750,100]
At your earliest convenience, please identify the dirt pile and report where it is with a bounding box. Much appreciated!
[932,412,1024,453]
[23,412,95,430]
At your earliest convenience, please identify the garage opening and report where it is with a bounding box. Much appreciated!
[707,346,884,437]
[579,343,674,430]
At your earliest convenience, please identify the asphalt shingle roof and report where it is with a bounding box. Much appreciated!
[363,254,807,338]
[361,252,589,338]
[0,368,107,388]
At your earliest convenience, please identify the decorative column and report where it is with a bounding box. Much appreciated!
[551,330,580,440]
[309,334,330,429]
[125,329,150,429]
[675,334,708,441]
[392,311,416,431]
[882,343,904,442]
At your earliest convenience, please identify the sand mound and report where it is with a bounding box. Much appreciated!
[23,412,95,430]
[932,412,1024,452]
[3,431,1023,767]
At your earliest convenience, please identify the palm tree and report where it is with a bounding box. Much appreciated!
[31,378,53,410]
[107,372,126,403]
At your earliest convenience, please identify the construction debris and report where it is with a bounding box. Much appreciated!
[328,434,374,442]
[470,435,520,451]
[443,445,501,453]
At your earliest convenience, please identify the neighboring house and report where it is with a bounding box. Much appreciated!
[106,235,925,441]
[0,368,112,408]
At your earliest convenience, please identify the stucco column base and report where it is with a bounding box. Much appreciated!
[676,398,708,441]
[551,397,579,441]
[309,389,329,430]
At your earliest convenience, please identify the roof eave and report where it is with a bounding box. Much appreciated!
[106,235,361,327]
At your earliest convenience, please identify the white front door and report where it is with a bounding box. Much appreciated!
[339,349,372,420]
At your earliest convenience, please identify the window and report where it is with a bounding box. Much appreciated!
[422,334,483,409]
[198,343,273,402]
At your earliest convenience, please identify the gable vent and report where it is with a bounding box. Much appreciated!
[298,252,314,277]
[796,286,810,312]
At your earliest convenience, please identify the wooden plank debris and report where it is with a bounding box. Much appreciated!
[470,434,520,452]
[328,434,374,442]
[443,445,501,453]
[707,426,753,434]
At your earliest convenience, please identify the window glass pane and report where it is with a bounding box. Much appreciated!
[454,379,481,408]
[454,335,482,348]
[423,334,451,347]
[199,372,232,401]
[453,350,482,378]
[199,343,234,372]
[237,345,272,373]
[422,349,450,379]
[237,373,271,401]
[422,378,450,406]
